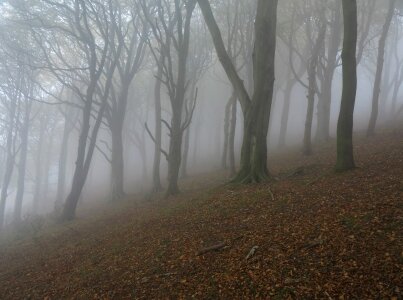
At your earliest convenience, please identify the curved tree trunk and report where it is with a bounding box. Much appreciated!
[198,0,278,184]
[367,0,395,137]
[336,0,358,172]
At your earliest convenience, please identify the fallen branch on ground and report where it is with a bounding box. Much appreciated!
[197,242,227,256]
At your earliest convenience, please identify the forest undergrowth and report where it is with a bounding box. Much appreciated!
[0,128,402,299]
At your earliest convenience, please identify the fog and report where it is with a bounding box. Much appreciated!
[0,0,402,231]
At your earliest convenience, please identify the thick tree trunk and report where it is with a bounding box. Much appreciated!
[166,111,183,196]
[336,0,358,172]
[14,101,32,223]
[198,0,278,184]
[367,0,395,137]
[55,112,73,211]
[181,125,191,178]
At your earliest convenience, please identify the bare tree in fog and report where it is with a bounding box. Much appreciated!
[0,58,21,228]
[103,3,147,201]
[142,0,197,196]
[367,0,396,136]
[198,0,278,183]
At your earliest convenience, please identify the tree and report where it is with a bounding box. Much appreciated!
[197,0,278,183]
[335,0,358,172]
[367,0,396,136]
[143,0,197,196]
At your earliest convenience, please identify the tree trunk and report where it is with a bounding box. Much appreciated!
[367,0,395,137]
[165,3,196,197]
[152,63,163,192]
[55,111,73,212]
[278,78,295,148]
[335,0,358,172]
[0,93,18,229]
[221,95,232,169]
[316,4,341,142]
[228,92,237,176]
[303,23,325,155]
[33,117,46,214]
[14,100,32,223]
[166,110,183,196]
[198,0,278,184]
[43,128,55,201]
[62,79,110,220]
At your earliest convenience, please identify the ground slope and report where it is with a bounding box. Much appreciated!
[0,129,402,299]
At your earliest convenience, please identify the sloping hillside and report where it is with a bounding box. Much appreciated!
[0,129,402,299]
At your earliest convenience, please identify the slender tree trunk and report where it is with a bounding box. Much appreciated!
[43,129,55,201]
[228,92,237,176]
[303,24,325,155]
[336,0,358,172]
[165,4,196,197]
[152,64,163,192]
[221,96,232,169]
[0,95,18,229]
[33,117,46,213]
[316,4,341,142]
[14,100,32,223]
[62,80,109,220]
[278,78,295,148]
[181,84,197,178]
[367,0,395,137]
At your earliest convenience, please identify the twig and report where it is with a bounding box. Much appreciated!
[197,242,227,256]
[144,122,169,160]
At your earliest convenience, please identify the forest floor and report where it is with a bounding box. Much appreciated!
[0,128,402,299]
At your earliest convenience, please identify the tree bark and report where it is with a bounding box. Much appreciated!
[335,0,358,172]
[367,0,395,137]
[14,99,32,223]
[110,82,129,201]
